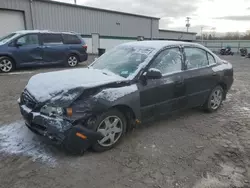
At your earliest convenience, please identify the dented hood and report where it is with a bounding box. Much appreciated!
[25,68,126,102]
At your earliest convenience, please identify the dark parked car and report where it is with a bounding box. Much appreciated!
[0,30,88,73]
[219,47,234,56]
[240,48,248,56]
[18,41,233,154]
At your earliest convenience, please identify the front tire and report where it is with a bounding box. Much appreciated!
[0,56,14,73]
[67,54,79,67]
[203,86,224,112]
[92,109,127,152]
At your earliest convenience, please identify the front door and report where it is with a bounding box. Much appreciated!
[41,33,66,64]
[12,33,43,66]
[182,47,219,107]
[139,47,186,122]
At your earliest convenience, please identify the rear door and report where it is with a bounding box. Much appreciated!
[182,46,219,108]
[11,33,43,66]
[41,33,66,64]
[139,47,187,122]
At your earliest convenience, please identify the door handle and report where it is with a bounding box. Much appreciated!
[40,46,49,49]
[37,46,45,49]
[35,46,43,50]
[174,80,184,85]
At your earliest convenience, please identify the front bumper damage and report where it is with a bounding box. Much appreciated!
[19,104,103,152]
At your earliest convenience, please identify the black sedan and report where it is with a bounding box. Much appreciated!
[18,41,234,154]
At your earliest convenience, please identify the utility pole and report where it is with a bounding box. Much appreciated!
[201,26,204,44]
[186,17,191,32]
[74,0,77,4]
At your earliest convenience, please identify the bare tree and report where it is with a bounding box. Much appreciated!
[242,30,250,40]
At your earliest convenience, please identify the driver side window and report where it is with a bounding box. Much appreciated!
[149,48,182,75]
[16,34,39,46]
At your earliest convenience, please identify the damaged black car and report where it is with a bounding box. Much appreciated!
[19,41,234,154]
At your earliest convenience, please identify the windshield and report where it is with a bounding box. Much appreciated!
[91,46,154,78]
[0,33,17,44]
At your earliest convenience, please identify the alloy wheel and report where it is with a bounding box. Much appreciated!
[210,88,223,110]
[97,116,123,147]
[0,59,12,72]
[68,56,78,67]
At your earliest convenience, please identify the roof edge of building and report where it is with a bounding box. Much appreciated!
[35,0,160,20]
[159,29,197,35]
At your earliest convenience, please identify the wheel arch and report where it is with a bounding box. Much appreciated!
[0,55,17,68]
[112,104,137,132]
[218,82,227,99]
[68,51,80,61]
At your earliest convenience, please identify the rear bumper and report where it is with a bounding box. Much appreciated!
[19,104,103,152]
[79,53,88,62]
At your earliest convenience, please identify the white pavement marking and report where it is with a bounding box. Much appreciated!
[6,71,34,75]
[0,121,57,166]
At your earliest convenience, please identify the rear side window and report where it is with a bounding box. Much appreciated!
[184,47,209,69]
[207,53,216,65]
[42,34,63,45]
[62,34,81,44]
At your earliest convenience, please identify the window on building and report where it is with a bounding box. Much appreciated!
[149,48,182,75]
[184,47,209,69]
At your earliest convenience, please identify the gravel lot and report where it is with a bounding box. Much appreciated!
[0,55,250,188]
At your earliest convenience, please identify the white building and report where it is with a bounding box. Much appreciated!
[0,0,197,53]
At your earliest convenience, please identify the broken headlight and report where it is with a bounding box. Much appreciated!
[40,105,64,116]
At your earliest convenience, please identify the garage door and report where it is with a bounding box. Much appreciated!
[0,10,25,37]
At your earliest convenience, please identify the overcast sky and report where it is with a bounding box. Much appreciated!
[55,0,250,34]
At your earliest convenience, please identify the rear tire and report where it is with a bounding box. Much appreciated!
[203,86,224,112]
[67,54,79,67]
[92,109,127,152]
[0,56,14,73]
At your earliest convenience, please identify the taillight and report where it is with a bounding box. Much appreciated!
[82,44,87,49]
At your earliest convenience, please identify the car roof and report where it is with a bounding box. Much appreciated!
[14,30,78,35]
[120,40,205,51]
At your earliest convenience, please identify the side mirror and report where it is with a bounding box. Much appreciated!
[145,68,162,79]
[16,41,23,47]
